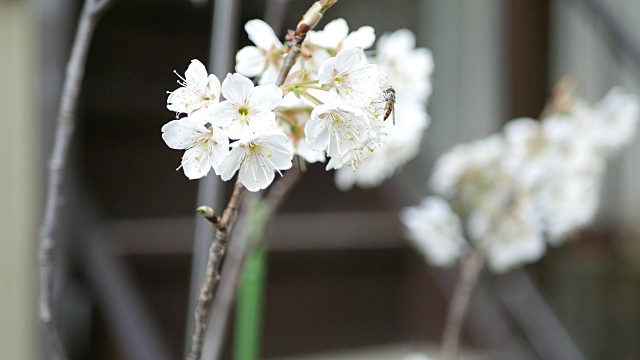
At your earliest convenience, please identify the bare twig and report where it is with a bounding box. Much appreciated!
[203,164,303,360]
[440,251,485,360]
[38,0,114,359]
[275,0,338,86]
[189,181,246,360]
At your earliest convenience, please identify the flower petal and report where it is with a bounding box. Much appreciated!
[257,63,281,85]
[309,18,348,48]
[218,145,244,181]
[210,101,236,129]
[343,26,375,50]
[210,127,230,165]
[161,119,204,149]
[261,134,294,170]
[334,47,363,73]
[181,144,213,179]
[305,105,333,151]
[317,57,338,85]
[186,59,209,90]
[239,150,275,192]
[249,84,283,111]
[207,74,221,100]
[245,19,283,50]
[235,46,267,77]
[221,73,254,105]
[167,87,203,114]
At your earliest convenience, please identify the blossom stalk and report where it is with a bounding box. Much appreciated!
[186,2,339,359]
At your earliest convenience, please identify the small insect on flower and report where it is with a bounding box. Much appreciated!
[383,86,396,125]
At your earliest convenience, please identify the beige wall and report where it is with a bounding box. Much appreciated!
[0,1,39,359]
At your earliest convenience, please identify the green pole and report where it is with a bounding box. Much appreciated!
[233,243,268,360]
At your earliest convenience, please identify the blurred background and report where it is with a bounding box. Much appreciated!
[2,0,640,359]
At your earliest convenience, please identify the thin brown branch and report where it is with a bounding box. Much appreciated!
[188,181,245,360]
[38,0,114,359]
[275,0,337,86]
[203,163,303,360]
[440,250,485,360]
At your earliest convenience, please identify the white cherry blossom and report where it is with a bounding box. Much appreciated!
[295,138,325,164]
[318,48,380,107]
[431,135,506,199]
[167,59,221,116]
[213,73,283,139]
[161,113,230,180]
[308,18,375,50]
[304,18,376,73]
[218,129,293,192]
[305,103,370,158]
[235,19,284,85]
[334,99,430,190]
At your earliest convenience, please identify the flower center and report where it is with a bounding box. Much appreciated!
[239,107,249,116]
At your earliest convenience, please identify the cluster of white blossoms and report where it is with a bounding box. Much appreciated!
[239,18,433,188]
[162,60,292,192]
[332,28,434,190]
[401,86,639,273]
[162,18,433,192]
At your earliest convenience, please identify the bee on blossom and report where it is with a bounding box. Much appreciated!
[382,86,396,124]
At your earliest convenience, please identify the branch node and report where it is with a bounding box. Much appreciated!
[196,206,226,231]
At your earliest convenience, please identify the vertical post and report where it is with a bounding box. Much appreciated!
[233,244,268,360]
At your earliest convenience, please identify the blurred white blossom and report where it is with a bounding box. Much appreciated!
[581,87,640,157]
[478,194,546,273]
[404,85,639,273]
[403,353,435,360]
[331,28,434,190]
[400,197,466,267]
[375,29,434,103]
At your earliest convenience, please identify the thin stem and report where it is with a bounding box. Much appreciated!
[440,250,485,360]
[203,164,303,360]
[297,91,324,106]
[188,181,246,360]
[275,0,338,86]
[38,0,114,359]
[292,79,320,87]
